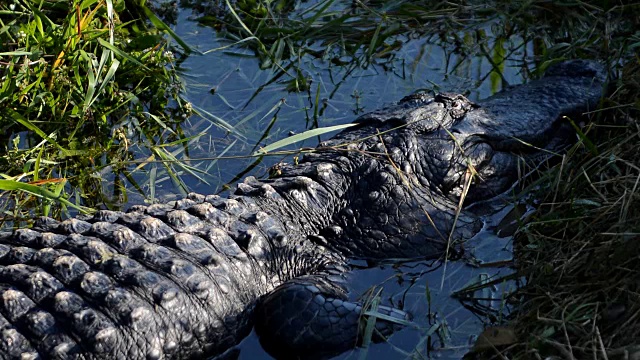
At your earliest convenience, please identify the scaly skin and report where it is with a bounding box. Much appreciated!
[0,60,607,359]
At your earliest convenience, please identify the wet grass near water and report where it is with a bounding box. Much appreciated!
[0,0,192,222]
[1,0,640,359]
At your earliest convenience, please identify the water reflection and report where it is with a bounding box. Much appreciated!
[168,6,532,196]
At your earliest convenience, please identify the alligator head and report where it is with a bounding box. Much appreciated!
[249,60,608,261]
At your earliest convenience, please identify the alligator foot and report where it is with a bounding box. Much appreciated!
[254,273,410,360]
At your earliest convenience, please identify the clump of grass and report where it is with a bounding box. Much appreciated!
[432,2,640,358]
[0,0,192,223]
[504,61,640,358]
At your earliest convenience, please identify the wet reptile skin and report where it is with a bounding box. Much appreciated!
[0,60,607,359]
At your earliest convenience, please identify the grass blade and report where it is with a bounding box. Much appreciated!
[98,38,146,68]
[253,123,357,155]
[0,179,93,214]
[6,108,70,155]
[142,6,193,54]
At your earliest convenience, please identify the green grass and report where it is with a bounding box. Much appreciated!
[0,0,193,223]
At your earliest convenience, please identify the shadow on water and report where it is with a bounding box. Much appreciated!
[159,0,539,358]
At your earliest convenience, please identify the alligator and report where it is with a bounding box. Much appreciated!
[0,60,606,360]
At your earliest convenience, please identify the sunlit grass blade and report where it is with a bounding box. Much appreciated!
[0,51,32,56]
[361,310,414,327]
[105,0,114,46]
[94,58,119,102]
[98,38,146,68]
[203,37,260,54]
[33,146,44,182]
[0,179,93,214]
[146,113,177,136]
[251,112,279,154]
[359,296,380,360]
[233,98,284,131]
[205,138,237,173]
[565,115,598,155]
[83,50,98,111]
[151,146,210,193]
[299,0,337,25]
[151,148,189,196]
[367,21,383,62]
[253,123,357,155]
[225,0,257,38]
[241,65,291,109]
[191,104,238,135]
[42,178,68,217]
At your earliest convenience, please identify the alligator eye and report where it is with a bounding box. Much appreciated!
[449,98,469,120]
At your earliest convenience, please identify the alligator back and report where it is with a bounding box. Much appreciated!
[0,193,293,359]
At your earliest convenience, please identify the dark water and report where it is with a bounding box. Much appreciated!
[165,3,531,358]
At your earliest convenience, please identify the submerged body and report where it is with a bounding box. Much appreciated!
[0,60,606,359]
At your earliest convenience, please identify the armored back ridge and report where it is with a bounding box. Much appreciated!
[0,60,607,359]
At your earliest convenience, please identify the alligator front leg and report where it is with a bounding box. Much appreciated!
[254,269,410,360]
